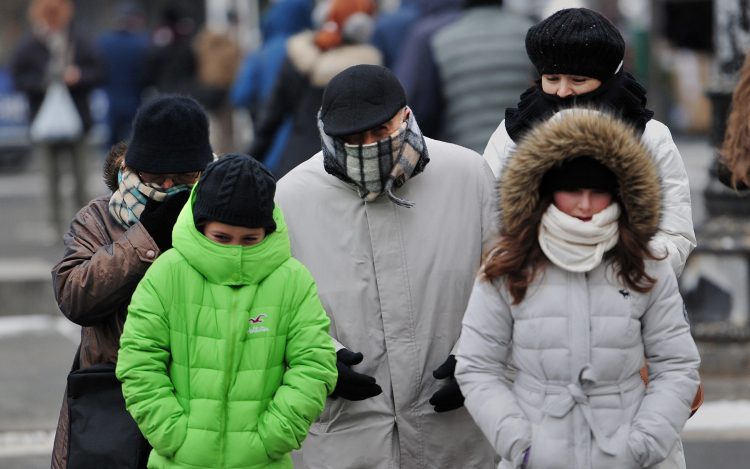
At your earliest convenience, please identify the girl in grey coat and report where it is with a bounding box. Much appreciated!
[456,110,700,469]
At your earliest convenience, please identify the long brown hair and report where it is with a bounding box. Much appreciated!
[482,198,660,304]
[721,53,750,189]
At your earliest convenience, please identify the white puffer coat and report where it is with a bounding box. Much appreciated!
[457,111,701,469]
[483,118,696,277]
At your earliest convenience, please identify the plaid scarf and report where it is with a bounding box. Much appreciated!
[320,106,429,208]
[108,169,192,229]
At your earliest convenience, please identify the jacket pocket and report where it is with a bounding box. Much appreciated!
[312,396,344,431]
[524,421,571,469]
[591,423,639,469]
[524,424,540,469]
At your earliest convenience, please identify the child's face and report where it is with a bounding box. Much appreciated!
[203,221,266,247]
[553,189,613,222]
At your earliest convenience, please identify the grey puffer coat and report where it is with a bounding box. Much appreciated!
[456,111,700,469]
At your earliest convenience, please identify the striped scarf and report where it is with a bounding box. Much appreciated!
[320,106,429,208]
[108,169,192,229]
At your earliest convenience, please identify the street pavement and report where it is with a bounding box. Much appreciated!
[1,136,749,468]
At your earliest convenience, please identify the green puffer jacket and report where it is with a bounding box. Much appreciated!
[116,188,338,469]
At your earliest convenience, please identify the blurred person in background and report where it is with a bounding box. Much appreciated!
[369,0,421,69]
[193,17,243,154]
[143,4,198,97]
[230,0,312,174]
[393,0,463,139]
[431,0,534,153]
[97,0,150,148]
[11,0,104,235]
[248,0,382,178]
[50,96,213,469]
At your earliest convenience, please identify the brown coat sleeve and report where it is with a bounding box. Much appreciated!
[52,198,160,327]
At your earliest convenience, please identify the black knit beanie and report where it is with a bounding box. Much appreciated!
[193,154,277,232]
[125,96,214,173]
[540,157,618,196]
[525,8,625,82]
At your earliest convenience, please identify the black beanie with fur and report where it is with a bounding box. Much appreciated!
[525,8,625,82]
[193,154,277,232]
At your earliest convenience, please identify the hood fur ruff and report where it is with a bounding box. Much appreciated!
[500,109,661,243]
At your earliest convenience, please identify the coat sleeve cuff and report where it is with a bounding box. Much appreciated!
[331,336,347,352]
[124,222,160,263]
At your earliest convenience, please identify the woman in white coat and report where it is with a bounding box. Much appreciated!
[456,110,700,469]
[483,8,695,277]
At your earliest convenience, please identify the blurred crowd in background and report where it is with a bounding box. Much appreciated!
[0,0,716,232]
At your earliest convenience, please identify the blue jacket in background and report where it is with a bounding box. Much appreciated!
[230,0,311,173]
[97,29,150,145]
[370,0,421,69]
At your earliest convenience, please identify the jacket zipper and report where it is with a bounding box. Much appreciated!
[219,288,238,468]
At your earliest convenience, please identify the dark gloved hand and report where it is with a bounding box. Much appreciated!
[331,349,383,401]
[429,355,465,413]
[139,191,191,252]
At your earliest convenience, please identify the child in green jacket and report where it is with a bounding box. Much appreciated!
[116,154,338,469]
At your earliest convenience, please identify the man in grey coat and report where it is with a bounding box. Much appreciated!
[275,65,497,468]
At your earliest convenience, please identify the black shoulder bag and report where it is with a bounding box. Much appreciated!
[66,348,152,469]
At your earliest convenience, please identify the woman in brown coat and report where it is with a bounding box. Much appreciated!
[51,96,214,469]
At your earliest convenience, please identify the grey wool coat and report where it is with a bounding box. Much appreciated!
[275,137,497,468]
[456,111,700,469]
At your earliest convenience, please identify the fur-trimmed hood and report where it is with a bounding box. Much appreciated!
[500,109,661,243]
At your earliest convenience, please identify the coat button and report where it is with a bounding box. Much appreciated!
[146,250,155,259]
[231,273,239,281]
[231,248,239,256]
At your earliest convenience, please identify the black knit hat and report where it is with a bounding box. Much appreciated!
[525,8,625,82]
[321,65,407,137]
[193,154,277,232]
[540,156,619,196]
[125,96,214,173]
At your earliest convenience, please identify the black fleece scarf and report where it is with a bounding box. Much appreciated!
[505,70,654,143]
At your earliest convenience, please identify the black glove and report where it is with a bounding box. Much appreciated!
[331,349,383,401]
[429,355,465,413]
[139,191,191,252]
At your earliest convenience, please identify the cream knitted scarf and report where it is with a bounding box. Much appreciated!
[538,202,621,272]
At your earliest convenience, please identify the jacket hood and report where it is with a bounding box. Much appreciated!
[500,109,660,242]
[172,184,291,286]
[262,0,312,40]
